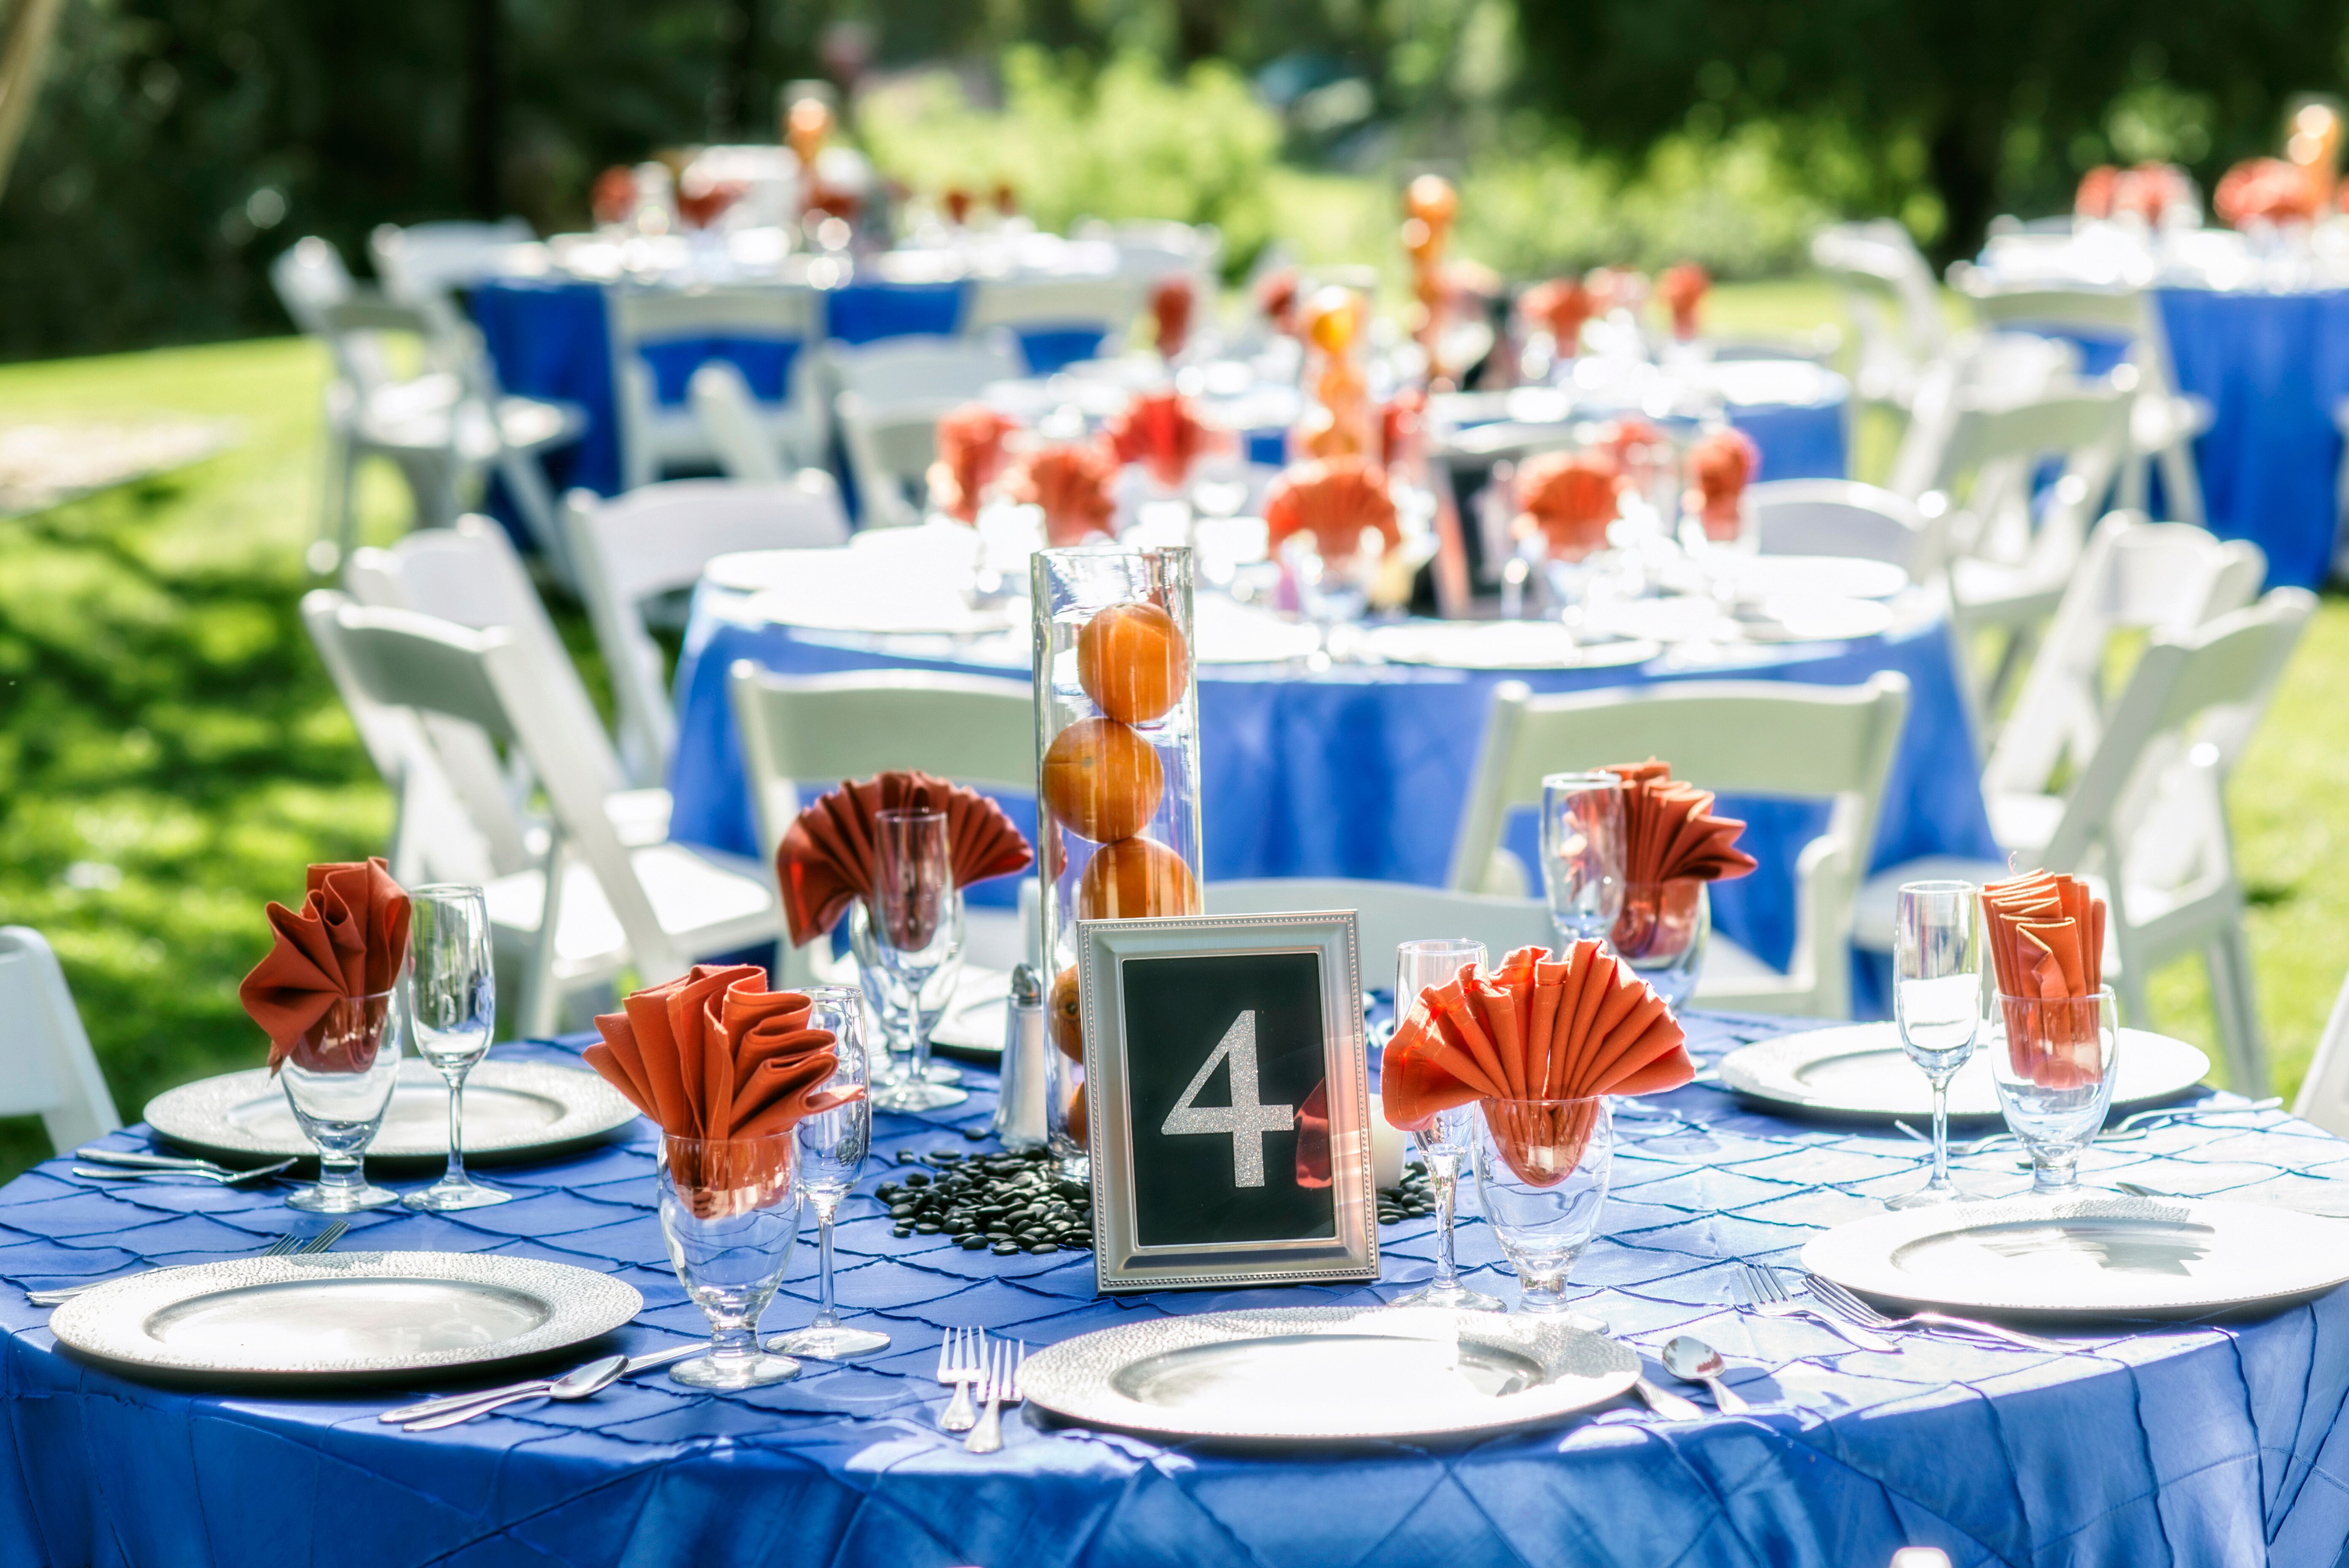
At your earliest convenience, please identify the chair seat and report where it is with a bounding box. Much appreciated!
[1986,789,2063,859]
[1695,933,1839,1017]
[1952,557,2067,622]
[486,841,778,984]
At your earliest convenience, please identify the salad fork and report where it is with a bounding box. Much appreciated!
[936,1326,988,1433]
[1802,1273,2067,1354]
[963,1338,1026,1454]
[1732,1262,1895,1352]
[28,1220,347,1307]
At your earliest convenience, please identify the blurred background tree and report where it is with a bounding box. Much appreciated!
[1,0,2345,359]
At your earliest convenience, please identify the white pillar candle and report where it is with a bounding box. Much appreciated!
[1364,1092,1405,1190]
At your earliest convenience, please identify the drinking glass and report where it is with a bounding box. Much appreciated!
[401,885,510,1212]
[767,988,891,1360]
[1469,1097,1613,1324]
[1989,987,2121,1193]
[657,1132,802,1388]
[1887,880,1981,1210]
[856,809,967,1112]
[1540,772,1626,950]
[280,990,405,1213]
[1388,938,1503,1312]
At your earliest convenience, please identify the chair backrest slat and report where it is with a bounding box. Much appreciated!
[0,927,122,1152]
[1205,880,1554,968]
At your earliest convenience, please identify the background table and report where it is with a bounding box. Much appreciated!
[668,595,1996,1015]
[5,1019,2346,1567]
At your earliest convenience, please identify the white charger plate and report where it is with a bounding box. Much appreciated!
[1718,1022,2210,1121]
[1802,1194,2349,1318]
[48,1251,642,1381]
[1713,554,1911,602]
[144,1060,639,1166]
[1359,621,1661,671]
[1020,1306,1638,1444]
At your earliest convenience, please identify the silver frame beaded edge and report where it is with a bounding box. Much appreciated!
[1076,909,1378,1295]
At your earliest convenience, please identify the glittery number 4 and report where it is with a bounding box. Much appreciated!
[1161,1009,1295,1189]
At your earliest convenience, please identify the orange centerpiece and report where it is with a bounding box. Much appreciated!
[1077,835,1200,920]
[1048,965,1085,1060]
[1077,601,1190,725]
[1040,716,1164,844]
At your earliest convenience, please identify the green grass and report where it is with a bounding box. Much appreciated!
[2,289,2345,1185]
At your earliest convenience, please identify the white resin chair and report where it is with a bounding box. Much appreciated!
[319,597,780,1035]
[826,336,1025,528]
[1204,881,1554,971]
[962,276,1141,371]
[1809,220,1948,419]
[0,927,123,1155]
[566,476,848,784]
[608,284,825,488]
[689,362,789,483]
[2291,965,2349,1138]
[729,664,1034,983]
[368,219,536,318]
[1449,675,1911,1019]
[1749,479,1950,583]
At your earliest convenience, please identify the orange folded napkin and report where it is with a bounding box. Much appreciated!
[1149,277,1194,359]
[1256,268,1301,335]
[1687,426,1759,541]
[1383,940,1694,1181]
[238,858,411,1075]
[1659,262,1709,341]
[1515,450,1621,560]
[2215,157,2319,227]
[1982,869,2108,1089]
[1380,389,1425,471]
[1262,455,1401,560]
[777,769,1034,949]
[1520,278,1593,353]
[944,187,974,225]
[1105,391,1216,489]
[929,405,1022,523]
[1608,759,1758,886]
[2075,165,2117,219]
[1011,442,1118,546]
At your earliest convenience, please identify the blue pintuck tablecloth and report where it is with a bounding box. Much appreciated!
[4,1018,2347,1566]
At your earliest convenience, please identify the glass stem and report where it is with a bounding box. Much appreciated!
[1430,1149,1461,1290]
[711,1319,756,1364]
[814,1198,840,1328]
[1929,1077,1951,1190]
[442,1063,471,1187]
[321,1152,360,1195]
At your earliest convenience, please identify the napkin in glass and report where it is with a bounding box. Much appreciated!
[777,769,1033,949]
[237,857,411,1074]
[1515,449,1621,559]
[1687,427,1759,541]
[929,405,1022,524]
[1262,454,1401,559]
[1104,391,1216,489]
[1011,441,1118,546]
[1982,869,2107,1087]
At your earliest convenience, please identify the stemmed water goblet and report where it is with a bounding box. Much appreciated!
[1539,772,1626,952]
[1387,938,1504,1312]
[856,808,968,1112]
[1990,987,2122,1194]
[1469,1096,1614,1326]
[768,987,892,1360]
[281,989,405,1213]
[657,1132,802,1390]
[1887,880,1981,1210]
[402,884,511,1211]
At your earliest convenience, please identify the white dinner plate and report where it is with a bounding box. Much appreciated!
[1717,1022,2211,1121]
[1712,554,1911,602]
[144,1060,639,1165]
[1361,620,1661,670]
[49,1251,642,1381]
[1020,1306,1638,1444]
[1802,1194,2349,1318]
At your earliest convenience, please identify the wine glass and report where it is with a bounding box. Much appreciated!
[1887,880,1981,1209]
[1539,772,1626,951]
[401,885,510,1212]
[1990,987,2122,1194]
[280,989,404,1213]
[767,987,891,1360]
[1387,938,1503,1312]
[1469,1097,1613,1326]
[657,1131,802,1389]
[860,808,967,1112]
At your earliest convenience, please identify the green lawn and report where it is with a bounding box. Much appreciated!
[2,297,2345,1185]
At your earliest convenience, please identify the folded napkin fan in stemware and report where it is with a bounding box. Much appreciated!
[236,857,410,1073]
[775,769,1034,949]
[585,965,861,1142]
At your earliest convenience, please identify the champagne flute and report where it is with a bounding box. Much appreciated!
[401,885,510,1211]
[1888,880,1980,1210]
[1388,938,1504,1311]
[1540,772,1626,951]
[768,987,891,1360]
[862,809,967,1113]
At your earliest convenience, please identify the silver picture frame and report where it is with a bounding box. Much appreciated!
[1076,910,1376,1294]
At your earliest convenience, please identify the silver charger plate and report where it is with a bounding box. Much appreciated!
[1019,1306,1639,1444]
[1717,1022,2211,1121]
[48,1251,643,1380]
[143,1060,639,1166]
[1802,1193,2349,1318]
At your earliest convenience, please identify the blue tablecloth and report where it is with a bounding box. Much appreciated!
[5,1019,2346,1567]
[666,597,1996,1015]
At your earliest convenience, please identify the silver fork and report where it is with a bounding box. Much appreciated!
[1732,1263,1896,1352]
[963,1338,1026,1454]
[936,1326,988,1433]
[27,1219,347,1307]
[1802,1273,2068,1354]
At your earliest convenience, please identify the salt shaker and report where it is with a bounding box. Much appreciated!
[990,964,1049,1149]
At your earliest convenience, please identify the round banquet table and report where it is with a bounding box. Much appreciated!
[666,585,1997,1017]
[5,1019,2348,1567]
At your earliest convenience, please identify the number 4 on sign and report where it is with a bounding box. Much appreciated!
[1161,1010,1294,1188]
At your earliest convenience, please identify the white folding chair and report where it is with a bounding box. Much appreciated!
[962,276,1141,372]
[1204,880,1553,969]
[1449,675,1911,1019]
[690,362,788,483]
[1857,590,2314,1091]
[609,284,824,489]
[728,664,1034,982]
[566,476,849,784]
[369,219,536,318]
[1750,479,1949,583]
[1809,220,1948,419]
[825,336,1026,528]
[319,597,780,1036]
[2291,965,2349,1137]
[0,927,123,1155]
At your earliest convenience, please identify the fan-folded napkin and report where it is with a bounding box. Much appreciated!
[777,770,1033,949]
[930,405,1021,523]
[1263,455,1400,559]
[238,858,410,1074]
[1105,391,1216,488]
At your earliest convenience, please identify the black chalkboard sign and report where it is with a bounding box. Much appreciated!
[1076,912,1376,1293]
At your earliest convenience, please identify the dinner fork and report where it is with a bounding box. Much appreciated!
[70,1157,298,1187]
[1801,1273,2068,1354]
[1731,1263,1895,1352]
[27,1220,347,1307]
[963,1338,1026,1454]
[936,1326,988,1433]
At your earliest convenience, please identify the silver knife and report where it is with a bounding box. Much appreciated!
[76,1147,244,1176]
[377,1344,700,1424]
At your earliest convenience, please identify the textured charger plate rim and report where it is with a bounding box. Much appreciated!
[46,1251,643,1380]
[1715,1024,2211,1122]
[1801,1194,2349,1319]
[143,1060,639,1165]
[1019,1306,1639,1444]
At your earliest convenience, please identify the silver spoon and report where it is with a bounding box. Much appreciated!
[1662,1336,1750,1414]
[401,1354,628,1432]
